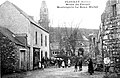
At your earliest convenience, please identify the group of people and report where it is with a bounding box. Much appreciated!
[74,58,94,75]
[40,57,94,75]
[40,56,112,76]
[40,57,69,69]
[61,59,71,68]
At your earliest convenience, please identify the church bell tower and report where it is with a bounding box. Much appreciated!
[39,0,49,31]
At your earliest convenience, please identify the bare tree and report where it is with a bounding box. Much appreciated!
[61,20,82,56]
[49,20,82,57]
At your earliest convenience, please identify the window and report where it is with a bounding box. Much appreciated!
[52,51,54,54]
[44,8,46,12]
[45,36,47,46]
[20,50,25,61]
[41,34,43,46]
[93,37,95,45]
[41,50,43,59]
[55,52,57,54]
[35,32,37,44]
[112,4,117,16]
[45,52,47,59]
[20,50,25,69]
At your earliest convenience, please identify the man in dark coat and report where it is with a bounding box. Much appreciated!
[88,58,94,75]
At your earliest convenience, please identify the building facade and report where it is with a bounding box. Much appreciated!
[100,0,120,71]
[0,1,49,70]
[75,32,89,56]
[50,42,60,57]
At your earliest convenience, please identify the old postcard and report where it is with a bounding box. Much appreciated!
[0,0,120,78]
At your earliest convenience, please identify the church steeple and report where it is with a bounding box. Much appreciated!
[39,0,49,31]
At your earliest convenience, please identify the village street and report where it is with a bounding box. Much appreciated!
[1,0,120,78]
[23,66,104,78]
[3,66,105,78]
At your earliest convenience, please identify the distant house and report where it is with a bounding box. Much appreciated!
[50,42,60,57]
[75,32,89,56]
[0,26,28,73]
[0,1,49,70]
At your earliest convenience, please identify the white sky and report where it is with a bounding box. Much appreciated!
[0,0,108,29]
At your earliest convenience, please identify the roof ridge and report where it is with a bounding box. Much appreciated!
[0,26,25,46]
[1,1,49,33]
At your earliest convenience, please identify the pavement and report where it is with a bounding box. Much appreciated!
[2,66,105,78]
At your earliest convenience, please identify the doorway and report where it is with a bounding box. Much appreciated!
[33,48,40,70]
[20,50,26,70]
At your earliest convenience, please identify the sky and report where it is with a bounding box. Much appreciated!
[0,0,108,29]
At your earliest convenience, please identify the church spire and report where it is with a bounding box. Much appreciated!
[39,0,49,31]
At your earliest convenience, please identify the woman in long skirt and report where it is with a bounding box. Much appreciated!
[88,58,94,75]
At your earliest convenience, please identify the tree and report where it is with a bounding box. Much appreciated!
[49,20,82,57]
[61,21,81,56]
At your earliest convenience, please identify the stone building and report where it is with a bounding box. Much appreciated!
[39,0,49,31]
[0,26,28,72]
[0,1,49,70]
[100,0,120,71]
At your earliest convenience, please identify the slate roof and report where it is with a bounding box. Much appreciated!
[0,26,27,47]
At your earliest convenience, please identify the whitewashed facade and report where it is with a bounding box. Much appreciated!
[0,1,49,70]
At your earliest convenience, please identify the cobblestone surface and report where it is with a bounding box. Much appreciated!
[2,66,105,78]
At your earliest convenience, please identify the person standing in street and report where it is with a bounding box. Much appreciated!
[58,59,61,68]
[78,59,82,71]
[74,59,78,72]
[62,60,65,68]
[104,57,110,74]
[41,57,45,70]
[68,59,71,68]
[88,58,94,75]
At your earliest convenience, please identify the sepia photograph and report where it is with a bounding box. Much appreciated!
[0,0,120,78]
